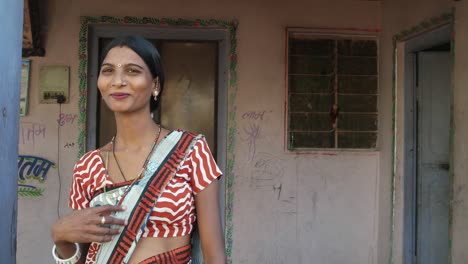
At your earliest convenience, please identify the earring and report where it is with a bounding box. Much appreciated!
[153,81,160,101]
[153,89,159,101]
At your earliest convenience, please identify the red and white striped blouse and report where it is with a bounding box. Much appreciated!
[69,134,222,237]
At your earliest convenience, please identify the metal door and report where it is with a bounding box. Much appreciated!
[416,51,451,264]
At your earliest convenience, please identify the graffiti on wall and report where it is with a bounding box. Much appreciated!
[64,142,75,148]
[17,155,56,197]
[57,113,77,126]
[241,110,271,161]
[20,122,46,146]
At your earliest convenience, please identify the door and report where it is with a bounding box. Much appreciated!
[416,51,451,264]
[160,41,218,152]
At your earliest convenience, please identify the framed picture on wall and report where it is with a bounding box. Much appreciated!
[20,59,31,116]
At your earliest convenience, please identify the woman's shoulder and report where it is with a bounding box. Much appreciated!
[171,131,212,156]
[74,149,102,170]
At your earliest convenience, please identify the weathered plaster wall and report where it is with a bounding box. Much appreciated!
[17,0,383,263]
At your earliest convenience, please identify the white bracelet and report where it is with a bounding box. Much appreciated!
[52,242,81,264]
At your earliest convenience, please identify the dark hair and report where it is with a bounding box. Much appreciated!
[99,35,164,111]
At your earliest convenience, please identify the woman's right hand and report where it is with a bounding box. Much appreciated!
[51,205,127,244]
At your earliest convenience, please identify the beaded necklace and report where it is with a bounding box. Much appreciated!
[104,125,162,203]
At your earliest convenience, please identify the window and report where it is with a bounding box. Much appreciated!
[286,30,378,150]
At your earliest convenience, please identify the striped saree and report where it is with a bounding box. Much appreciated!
[87,131,198,264]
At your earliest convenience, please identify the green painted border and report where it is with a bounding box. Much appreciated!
[18,186,44,197]
[78,16,238,263]
[390,11,454,264]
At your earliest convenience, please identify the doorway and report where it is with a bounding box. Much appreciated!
[85,25,229,263]
[402,25,452,264]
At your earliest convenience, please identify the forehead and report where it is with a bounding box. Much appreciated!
[102,46,147,66]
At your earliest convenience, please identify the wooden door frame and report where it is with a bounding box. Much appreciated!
[86,20,231,224]
[392,16,454,264]
[77,16,239,262]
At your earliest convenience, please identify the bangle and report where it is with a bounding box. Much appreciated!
[52,242,81,264]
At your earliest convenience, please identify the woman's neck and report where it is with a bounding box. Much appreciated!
[113,111,159,151]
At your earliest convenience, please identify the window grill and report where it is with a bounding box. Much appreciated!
[287,32,378,149]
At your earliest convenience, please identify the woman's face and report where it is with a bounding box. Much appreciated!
[98,46,157,114]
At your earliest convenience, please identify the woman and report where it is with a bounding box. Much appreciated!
[51,35,226,264]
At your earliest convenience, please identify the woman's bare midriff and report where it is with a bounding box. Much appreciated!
[127,235,191,264]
